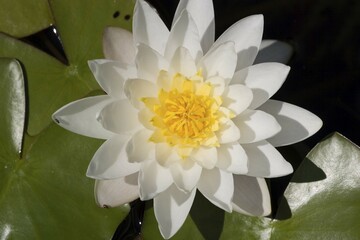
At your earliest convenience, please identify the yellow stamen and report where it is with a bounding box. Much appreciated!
[144,71,223,149]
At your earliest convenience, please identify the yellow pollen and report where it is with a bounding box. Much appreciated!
[142,71,222,150]
[163,89,210,138]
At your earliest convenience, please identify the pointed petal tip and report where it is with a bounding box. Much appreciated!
[87,59,99,70]
[222,203,233,213]
[52,112,60,124]
[215,13,264,71]
[86,162,108,180]
[301,110,323,138]
[284,160,294,175]
[102,27,136,63]
[86,167,96,179]
[52,112,71,130]
[268,156,294,178]
[246,14,264,25]
[133,0,169,54]
[136,0,150,8]
[165,7,202,62]
[284,64,291,72]
[86,164,105,180]
[172,0,215,52]
[314,114,323,131]
[87,59,99,76]
[254,14,264,20]
[259,100,323,146]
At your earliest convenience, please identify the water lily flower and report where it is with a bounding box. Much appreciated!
[53,0,322,238]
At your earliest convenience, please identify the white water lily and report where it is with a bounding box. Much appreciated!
[53,0,322,238]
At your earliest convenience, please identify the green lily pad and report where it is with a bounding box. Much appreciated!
[142,133,360,239]
[0,0,135,136]
[272,132,360,239]
[0,58,128,239]
[0,0,53,37]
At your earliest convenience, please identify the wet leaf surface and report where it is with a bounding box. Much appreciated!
[0,58,129,239]
[0,0,53,37]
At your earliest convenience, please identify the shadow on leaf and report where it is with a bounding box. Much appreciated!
[274,195,292,220]
[273,157,326,220]
[190,192,225,240]
[291,157,326,183]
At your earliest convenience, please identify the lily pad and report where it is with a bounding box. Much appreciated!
[272,133,360,239]
[0,0,53,37]
[142,133,360,239]
[0,58,128,239]
[0,0,135,136]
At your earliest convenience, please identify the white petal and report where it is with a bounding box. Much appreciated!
[165,10,202,62]
[217,142,248,174]
[87,135,140,179]
[243,140,293,177]
[170,160,202,192]
[138,107,155,130]
[205,76,225,96]
[231,63,290,109]
[102,27,136,64]
[126,129,155,163]
[232,176,271,216]
[255,40,293,64]
[156,143,181,167]
[258,100,323,147]
[154,185,196,239]
[214,15,263,71]
[198,41,237,82]
[222,84,253,115]
[156,70,172,91]
[190,146,217,169]
[88,59,136,99]
[216,119,241,144]
[133,0,169,54]
[197,168,234,212]
[94,173,139,207]
[99,99,141,134]
[139,160,173,200]
[233,109,281,143]
[169,47,197,78]
[136,43,169,82]
[52,96,114,139]
[173,0,215,52]
[124,78,157,109]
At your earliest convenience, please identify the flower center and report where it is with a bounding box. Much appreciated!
[162,86,213,138]
[142,71,221,148]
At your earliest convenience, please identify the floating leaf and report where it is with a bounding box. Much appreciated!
[0,0,135,136]
[272,133,360,239]
[0,58,128,239]
[0,0,53,37]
